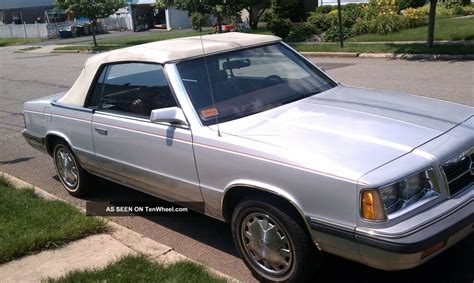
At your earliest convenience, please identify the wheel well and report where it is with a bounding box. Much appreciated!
[45,135,64,156]
[222,186,311,235]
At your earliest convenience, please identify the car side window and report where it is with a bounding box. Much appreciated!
[87,67,107,109]
[90,63,177,118]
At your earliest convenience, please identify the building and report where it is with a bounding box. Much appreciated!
[0,0,66,25]
[126,0,191,30]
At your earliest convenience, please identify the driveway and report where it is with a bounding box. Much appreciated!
[0,47,473,282]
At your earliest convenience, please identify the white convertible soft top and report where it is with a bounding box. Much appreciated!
[58,32,281,106]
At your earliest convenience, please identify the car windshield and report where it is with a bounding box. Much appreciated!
[176,43,337,125]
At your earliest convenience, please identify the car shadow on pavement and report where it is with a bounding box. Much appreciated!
[0,157,35,165]
[75,176,473,282]
[80,176,239,257]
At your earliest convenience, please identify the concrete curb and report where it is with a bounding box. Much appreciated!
[300,51,359,57]
[0,171,239,283]
[51,49,80,54]
[300,52,474,60]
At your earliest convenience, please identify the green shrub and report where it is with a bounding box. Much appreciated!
[307,12,337,32]
[352,13,403,34]
[461,5,474,15]
[267,18,293,39]
[367,0,399,14]
[451,5,465,14]
[287,22,319,42]
[315,5,335,14]
[372,14,403,33]
[190,12,210,31]
[417,4,451,16]
[272,0,308,22]
[341,4,364,27]
[260,8,274,22]
[396,0,427,12]
[324,26,354,41]
[438,0,468,9]
[400,7,426,27]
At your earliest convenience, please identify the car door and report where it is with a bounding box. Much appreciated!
[87,62,203,205]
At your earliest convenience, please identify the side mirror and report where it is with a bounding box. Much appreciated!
[150,107,188,126]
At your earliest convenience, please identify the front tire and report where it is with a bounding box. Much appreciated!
[53,140,91,197]
[231,197,320,282]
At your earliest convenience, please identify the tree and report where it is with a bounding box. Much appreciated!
[427,0,437,48]
[156,0,242,33]
[240,0,270,30]
[271,0,307,22]
[55,0,125,47]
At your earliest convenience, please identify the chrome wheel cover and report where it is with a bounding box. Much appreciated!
[241,212,293,276]
[55,147,79,189]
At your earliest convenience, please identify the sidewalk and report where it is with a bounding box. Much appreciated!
[0,172,237,283]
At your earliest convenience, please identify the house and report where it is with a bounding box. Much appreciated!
[125,0,191,30]
[0,0,66,25]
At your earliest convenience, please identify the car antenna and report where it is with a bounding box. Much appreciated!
[195,0,222,137]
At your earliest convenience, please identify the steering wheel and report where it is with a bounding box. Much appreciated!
[260,75,285,88]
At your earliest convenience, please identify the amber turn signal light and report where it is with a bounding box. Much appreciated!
[361,190,386,221]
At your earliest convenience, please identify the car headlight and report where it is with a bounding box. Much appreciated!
[361,168,440,221]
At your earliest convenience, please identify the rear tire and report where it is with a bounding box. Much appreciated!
[52,140,91,197]
[231,197,320,282]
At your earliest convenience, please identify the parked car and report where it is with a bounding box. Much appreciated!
[22,33,473,282]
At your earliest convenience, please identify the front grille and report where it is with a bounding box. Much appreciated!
[442,151,474,196]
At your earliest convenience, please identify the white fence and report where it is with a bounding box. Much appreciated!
[0,23,49,39]
[0,17,130,39]
[99,17,132,31]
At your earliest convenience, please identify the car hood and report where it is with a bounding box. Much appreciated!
[216,85,474,181]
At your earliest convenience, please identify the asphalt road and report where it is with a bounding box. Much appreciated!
[0,47,473,282]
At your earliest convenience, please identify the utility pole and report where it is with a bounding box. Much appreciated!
[337,0,344,48]
[427,0,437,48]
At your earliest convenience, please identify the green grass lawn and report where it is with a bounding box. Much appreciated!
[349,16,474,42]
[98,28,214,46]
[0,38,42,47]
[291,42,474,55]
[47,254,226,283]
[0,176,107,263]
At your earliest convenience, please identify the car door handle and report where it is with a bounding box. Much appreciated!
[94,127,108,135]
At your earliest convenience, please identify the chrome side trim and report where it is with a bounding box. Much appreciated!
[308,216,355,234]
[51,100,93,113]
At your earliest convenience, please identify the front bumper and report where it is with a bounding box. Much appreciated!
[309,186,473,270]
[21,129,47,154]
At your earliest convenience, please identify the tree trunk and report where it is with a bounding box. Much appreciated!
[216,14,223,33]
[91,19,97,47]
[248,7,259,30]
[247,5,267,30]
[427,0,437,48]
[248,7,256,29]
[337,0,344,48]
